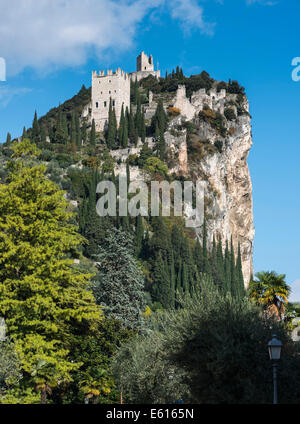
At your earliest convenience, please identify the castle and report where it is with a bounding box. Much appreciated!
[91,52,160,132]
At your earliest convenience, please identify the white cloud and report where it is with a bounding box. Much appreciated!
[0,85,31,107]
[289,279,300,303]
[0,0,214,77]
[169,0,215,36]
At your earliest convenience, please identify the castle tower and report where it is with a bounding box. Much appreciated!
[91,68,130,132]
[130,52,160,82]
[137,51,154,72]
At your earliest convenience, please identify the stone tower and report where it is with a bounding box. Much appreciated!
[137,51,154,72]
[130,52,161,82]
[91,68,130,132]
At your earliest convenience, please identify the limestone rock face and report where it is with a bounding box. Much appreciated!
[167,89,255,285]
[199,113,254,286]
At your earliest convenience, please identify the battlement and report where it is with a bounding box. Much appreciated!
[92,68,129,80]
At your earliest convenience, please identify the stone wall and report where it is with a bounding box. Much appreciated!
[91,69,130,131]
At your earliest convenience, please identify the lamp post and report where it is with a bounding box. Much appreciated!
[268,334,282,404]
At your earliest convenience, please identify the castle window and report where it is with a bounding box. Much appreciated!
[109,91,111,94]
[109,80,111,83]
[96,102,99,108]
[112,100,115,107]
[104,101,107,107]
[145,67,146,70]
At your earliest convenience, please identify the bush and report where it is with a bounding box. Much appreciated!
[224,108,236,121]
[143,157,169,178]
[168,107,181,117]
[112,279,300,404]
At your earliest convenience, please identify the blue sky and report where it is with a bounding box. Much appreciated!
[0,0,299,299]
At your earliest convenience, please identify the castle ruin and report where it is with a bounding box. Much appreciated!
[91,52,160,132]
[91,68,130,132]
[130,51,161,82]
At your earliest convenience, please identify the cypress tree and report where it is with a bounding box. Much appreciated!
[152,252,171,309]
[194,238,203,273]
[6,132,11,144]
[32,110,40,142]
[22,127,27,139]
[126,162,130,187]
[70,112,77,147]
[216,236,226,289]
[81,121,87,144]
[236,242,245,299]
[224,240,231,294]
[202,219,210,275]
[118,104,125,145]
[75,112,81,148]
[122,111,129,148]
[135,97,142,137]
[141,109,146,143]
[90,119,96,146]
[107,99,115,149]
[128,107,137,146]
[40,126,47,144]
[230,236,239,297]
[135,215,144,257]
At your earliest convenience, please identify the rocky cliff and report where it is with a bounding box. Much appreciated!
[110,83,255,285]
[165,86,255,285]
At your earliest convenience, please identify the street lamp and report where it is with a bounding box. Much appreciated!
[268,334,282,404]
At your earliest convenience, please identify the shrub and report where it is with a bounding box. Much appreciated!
[224,108,236,121]
[143,157,169,178]
[168,107,181,117]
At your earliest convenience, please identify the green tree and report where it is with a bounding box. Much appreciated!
[90,119,96,146]
[248,271,291,320]
[0,140,102,403]
[93,228,146,329]
[32,110,40,143]
[0,338,22,401]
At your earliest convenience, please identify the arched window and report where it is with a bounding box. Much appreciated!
[96,102,99,108]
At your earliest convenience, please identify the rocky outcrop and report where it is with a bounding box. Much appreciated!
[168,88,255,286]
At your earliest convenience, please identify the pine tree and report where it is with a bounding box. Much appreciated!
[22,127,27,139]
[0,139,102,402]
[93,228,146,329]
